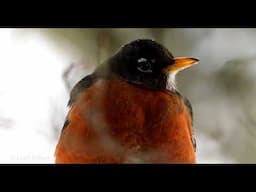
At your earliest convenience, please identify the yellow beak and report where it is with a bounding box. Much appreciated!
[163,57,199,73]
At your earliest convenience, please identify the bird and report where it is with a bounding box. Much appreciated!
[55,39,199,163]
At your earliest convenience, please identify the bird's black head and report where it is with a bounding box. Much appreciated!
[97,39,199,91]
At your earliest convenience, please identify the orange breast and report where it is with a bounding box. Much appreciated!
[55,79,195,163]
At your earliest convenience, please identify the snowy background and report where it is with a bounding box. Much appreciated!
[0,28,255,163]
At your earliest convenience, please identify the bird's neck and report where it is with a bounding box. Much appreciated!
[166,72,177,91]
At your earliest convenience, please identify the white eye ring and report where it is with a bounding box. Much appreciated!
[137,58,153,73]
[138,58,147,63]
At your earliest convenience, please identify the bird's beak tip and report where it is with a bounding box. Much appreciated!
[191,58,200,63]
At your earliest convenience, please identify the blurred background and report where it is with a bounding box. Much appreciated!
[0,28,255,163]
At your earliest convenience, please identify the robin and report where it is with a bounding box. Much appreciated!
[55,39,199,163]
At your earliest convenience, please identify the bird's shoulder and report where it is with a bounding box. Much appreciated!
[183,96,193,125]
[68,73,97,106]
[171,90,193,125]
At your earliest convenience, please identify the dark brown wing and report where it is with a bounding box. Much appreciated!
[68,73,97,106]
[183,97,193,125]
[183,97,196,152]
[174,89,196,152]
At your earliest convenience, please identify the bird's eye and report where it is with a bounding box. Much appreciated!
[137,58,153,73]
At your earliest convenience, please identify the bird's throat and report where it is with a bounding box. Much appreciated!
[166,72,177,91]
